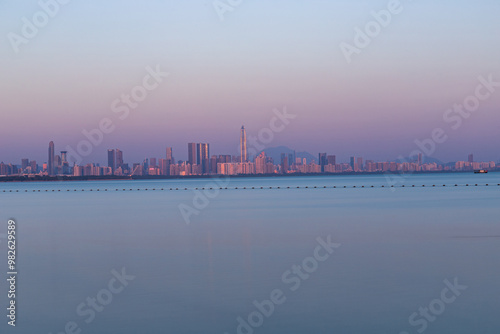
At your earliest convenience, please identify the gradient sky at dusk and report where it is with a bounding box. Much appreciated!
[1,0,499,164]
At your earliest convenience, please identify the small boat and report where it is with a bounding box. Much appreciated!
[474,169,488,174]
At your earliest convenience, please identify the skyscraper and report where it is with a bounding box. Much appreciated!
[256,152,266,174]
[107,149,116,172]
[48,141,55,176]
[357,157,363,171]
[116,149,123,169]
[60,151,67,163]
[196,143,203,166]
[210,155,217,175]
[240,126,247,163]
[166,147,173,162]
[199,143,210,174]
[350,156,356,171]
[468,154,474,163]
[188,143,210,174]
[280,153,288,174]
[327,155,336,166]
[21,159,29,170]
[60,151,69,175]
[319,153,327,172]
[188,143,197,166]
[165,147,173,176]
[55,155,62,169]
[30,160,37,173]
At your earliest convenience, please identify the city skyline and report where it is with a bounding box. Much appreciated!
[1,122,500,169]
[0,126,497,178]
[2,132,500,170]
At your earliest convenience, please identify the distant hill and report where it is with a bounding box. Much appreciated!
[258,146,316,164]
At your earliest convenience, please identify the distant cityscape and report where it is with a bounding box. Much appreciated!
[0,126,497,178]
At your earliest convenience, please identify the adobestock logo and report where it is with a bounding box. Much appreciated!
[398,278,467,334]
[178,176,231,225]
[224,235,340,334]
[48,268,135,334]
[64,65,168,165]
[7,0,72,54]
[340,0,405,64]
[213,0,244,21]
[385,73,498,189]
[238,107,296,162]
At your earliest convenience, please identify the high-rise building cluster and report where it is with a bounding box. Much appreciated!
[0,128,497,177]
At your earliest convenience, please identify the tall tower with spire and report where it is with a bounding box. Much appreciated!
[240,126,247,163]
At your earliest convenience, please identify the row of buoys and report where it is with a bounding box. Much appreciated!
[1,183,499,193]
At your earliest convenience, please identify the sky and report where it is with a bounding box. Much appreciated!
[1,0,499,165]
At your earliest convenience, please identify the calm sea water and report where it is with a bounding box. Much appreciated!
[1,173,499,334]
